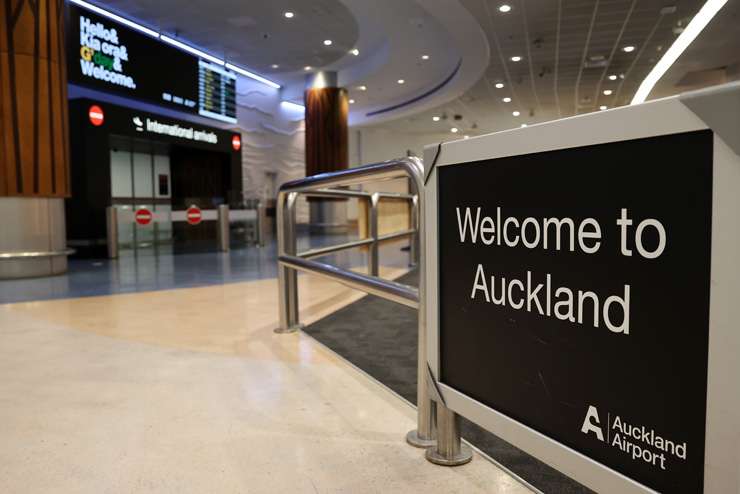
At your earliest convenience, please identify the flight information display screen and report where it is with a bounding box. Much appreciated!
[67,3,238,123]
[198,61,237,122]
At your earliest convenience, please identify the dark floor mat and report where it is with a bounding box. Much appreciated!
[303,270,592,494]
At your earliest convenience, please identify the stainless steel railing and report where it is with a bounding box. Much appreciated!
[275,157,472,466]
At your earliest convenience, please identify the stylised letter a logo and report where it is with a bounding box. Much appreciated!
[581,405,604,441]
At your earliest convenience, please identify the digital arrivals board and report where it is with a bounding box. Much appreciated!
[423,85,740,494]
[66,3,237,123]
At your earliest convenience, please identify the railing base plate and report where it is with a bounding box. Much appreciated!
[274,324,304,334]
[425,443,473,466]
[406,429,436,448]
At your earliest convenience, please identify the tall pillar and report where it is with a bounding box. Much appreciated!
[0,0,70,278]
[304,71,349,234]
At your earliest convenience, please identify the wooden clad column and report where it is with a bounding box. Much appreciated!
[0,0,71,278]
[304,71,349,233]
[1,0,70,196]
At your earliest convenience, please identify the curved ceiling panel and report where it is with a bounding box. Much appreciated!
[93,0,360,71]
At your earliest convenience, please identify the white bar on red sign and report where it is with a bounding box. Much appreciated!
[170,210,218,222]
[229,210,257,221]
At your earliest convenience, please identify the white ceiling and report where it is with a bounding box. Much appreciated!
[88,0,740,136]
[382,0,740,138]
[95,0,360,71]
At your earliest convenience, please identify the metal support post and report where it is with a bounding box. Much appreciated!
[256,201,265,247]
[409,195,419,268]
[406,159,436,449]
[426,402,473,465]
[276,192,303,333]
[217,204,230,252]
[368,193,380,276]
[106,206,118,259]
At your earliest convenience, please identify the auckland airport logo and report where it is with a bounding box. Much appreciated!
[580,405,688,472]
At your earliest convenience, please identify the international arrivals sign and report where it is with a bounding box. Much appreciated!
[132,116,218,144]
[425,105,725,493]
[76,99,240,154]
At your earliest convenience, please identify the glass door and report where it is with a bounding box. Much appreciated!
[110,136,173,255]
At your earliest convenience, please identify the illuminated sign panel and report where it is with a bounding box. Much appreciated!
[67,3,237,123]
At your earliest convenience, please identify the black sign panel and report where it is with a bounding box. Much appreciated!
[66,4,237,123]
[437,131,712,493]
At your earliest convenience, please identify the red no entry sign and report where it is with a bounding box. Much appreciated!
[88,105,104,126]
[135,208,152,225]
[186,205,202,225]
[231,134,241,151]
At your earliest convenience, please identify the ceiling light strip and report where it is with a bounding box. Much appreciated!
[631,0,728,104]
[225,63,280,89]
[68,0,281,89]
[68,0,159,37]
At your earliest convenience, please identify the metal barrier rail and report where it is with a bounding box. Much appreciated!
[290,188,418,276]
[275,157,472,466]
[105,205,263,259]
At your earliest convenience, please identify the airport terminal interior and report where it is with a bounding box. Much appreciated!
[1,0,739,492]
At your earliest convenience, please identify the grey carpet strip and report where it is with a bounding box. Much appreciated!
[303,270,592,494]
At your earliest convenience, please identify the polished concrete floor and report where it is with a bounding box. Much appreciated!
[0,233,412,304]
[0,241,532,493]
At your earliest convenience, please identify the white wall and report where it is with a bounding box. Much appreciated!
[346,126,444,221]
[231,82,448,225]
[233,78,308,222]
[349,126,448,166]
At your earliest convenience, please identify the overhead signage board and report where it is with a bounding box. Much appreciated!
[66,3,237,124]
[424,84,740,494]
[73,99,240,154]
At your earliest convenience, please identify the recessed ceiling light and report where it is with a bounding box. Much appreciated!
[463,135,470,139]
[499,4,512,12]
[349,99,355,104]
[512,111,520,116]
[451,127,459,133]
[357,85,367,91]
[397,79,405,84]
[622,45,636,52]
[421,55,430,60]
[510,56,522,62]
[495,82,505,89]
[603,89,613,95]
[284,11,294,18]
[599,105,608,110]
[271,64,279,69]
[520,123,528,128]
[304,66,312,71]
[350,48,359,56]
[502,97,511,103]
[608,74,617,81]
[323,39,333,46]
[432,116,440,122]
